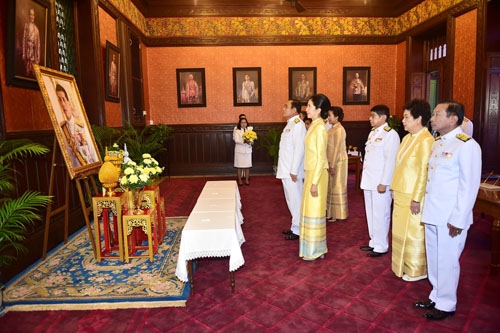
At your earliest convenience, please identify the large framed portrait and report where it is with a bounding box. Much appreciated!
[33,65,102,180]
[233,67,262,107]
[289,67,317,105]
[105,41,120,102]
[176,68,206,108]
[6,0,50,89]
[343,67,370,105]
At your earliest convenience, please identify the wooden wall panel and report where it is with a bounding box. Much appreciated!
[164,121,372,177]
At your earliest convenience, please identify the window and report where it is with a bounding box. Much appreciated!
[55,0,76,75]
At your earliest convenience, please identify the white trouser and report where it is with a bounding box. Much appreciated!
[282,178,303,235]
[425,223,468,312]
[363,189,392,253]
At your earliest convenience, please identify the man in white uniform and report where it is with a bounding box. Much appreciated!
[414,101,481,321]
[277,99,306,240]
[360,105,400,257]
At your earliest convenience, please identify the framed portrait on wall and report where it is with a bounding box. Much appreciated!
[343,67,370,105]
[105,41,120,102]
[6,0,50,89]
[233,67,262,107]
[33,65,102,179]
[289,67,316,105]
[176,68,206,108]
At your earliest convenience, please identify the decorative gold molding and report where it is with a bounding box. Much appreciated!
[103,0,477,46]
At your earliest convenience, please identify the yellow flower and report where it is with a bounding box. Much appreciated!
[242,130,258,144]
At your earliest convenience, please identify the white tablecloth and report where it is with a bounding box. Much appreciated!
[175,180,245,282]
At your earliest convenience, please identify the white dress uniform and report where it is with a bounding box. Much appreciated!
[233,127,252,168]
[460,117,473,137]
[360,122,400,253]
[276,114,307,236]
[421,126,481,312]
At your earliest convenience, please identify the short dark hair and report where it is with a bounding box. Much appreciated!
[438,100,465,125]
[403,99,431,126]
[310,93,331,119]
[55,83,69,100]
[370,104,390,119]
[330,106,344,122]
[290,100,302,114]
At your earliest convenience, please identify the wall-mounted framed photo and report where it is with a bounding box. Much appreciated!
[105,41,120,102]
[233,67,262,107]
[176,68,206,108]
[289,67,316,105]
[33,65,102,179]
[343,67,370,105]
[6,0,50,89]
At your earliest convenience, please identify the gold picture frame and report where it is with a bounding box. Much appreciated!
[33,65,102,179]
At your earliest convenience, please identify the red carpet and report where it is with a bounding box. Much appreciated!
[1,174,499,332]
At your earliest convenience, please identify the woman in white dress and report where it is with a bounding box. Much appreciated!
[233,117,252,185]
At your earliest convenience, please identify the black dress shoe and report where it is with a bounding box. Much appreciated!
[414,299,436,309]
[423,308,455,321]
[367,251,387,257]
[285,234,299,240]
[360,245,374,251]
[282,230,293,235]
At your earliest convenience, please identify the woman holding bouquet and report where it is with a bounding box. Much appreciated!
[233,117,253,185]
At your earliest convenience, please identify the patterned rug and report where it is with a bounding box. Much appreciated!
[3,217,189,311]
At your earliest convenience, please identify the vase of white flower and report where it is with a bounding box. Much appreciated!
[126,188,145,215]
[120,160,153,214]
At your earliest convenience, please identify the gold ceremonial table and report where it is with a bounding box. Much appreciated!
[473,183,500,268]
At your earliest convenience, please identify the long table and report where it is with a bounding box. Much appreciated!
[175,180,245,293]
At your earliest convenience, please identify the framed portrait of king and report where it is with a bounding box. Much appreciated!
[6,0,50,89]
[33,65,102,179]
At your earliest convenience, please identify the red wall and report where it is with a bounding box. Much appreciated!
[99,7,122,127]
[453,9,477,120]
[145,44,403,125]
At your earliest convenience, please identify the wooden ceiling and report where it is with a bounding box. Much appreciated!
[130,0,426,18]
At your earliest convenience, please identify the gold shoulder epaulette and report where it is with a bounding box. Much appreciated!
[384,125,392,132]
[435,136,441,141]
[456,133,471,142]
[294,118,300,123]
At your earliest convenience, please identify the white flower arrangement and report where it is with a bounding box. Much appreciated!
[119,160,153,190]
[139,153,164,179]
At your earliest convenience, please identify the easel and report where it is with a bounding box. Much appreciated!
[42,138,100,260]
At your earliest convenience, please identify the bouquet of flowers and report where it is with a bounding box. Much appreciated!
[119,160,153,190]
[242,127,258,145]
[139,153,164,179]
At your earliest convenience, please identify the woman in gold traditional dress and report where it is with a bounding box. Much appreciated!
[300,94,331,261]
[326,106,349,222]
[390,99,434,281]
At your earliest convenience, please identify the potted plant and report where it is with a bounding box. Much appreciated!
[257,127,281,173]
[117,122,173,162]
[0,138,52,315]
[91,124,121,161]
